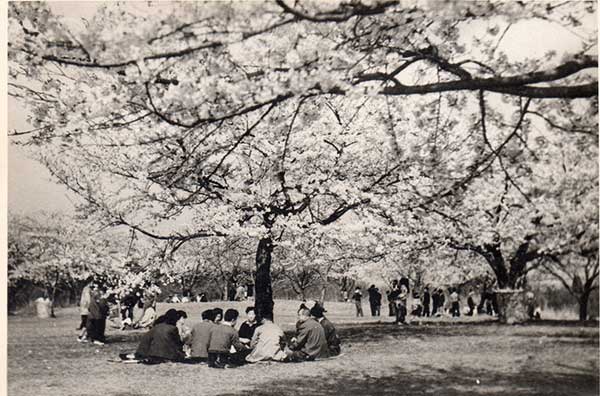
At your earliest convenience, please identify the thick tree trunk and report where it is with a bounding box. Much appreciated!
[483,246,528,323]
[481,244,507,287]
[255,237,274,319]
[50,273,60,318]
[578,291,590,321]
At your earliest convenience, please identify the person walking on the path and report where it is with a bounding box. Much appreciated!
[422,287,431,317]
[352,287,363,317]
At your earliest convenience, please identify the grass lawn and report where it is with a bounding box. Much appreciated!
[7,299,599,396]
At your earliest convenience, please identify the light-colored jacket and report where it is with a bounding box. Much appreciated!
[137,307,156,328]
[246,321,285,363]
[79,285,92,315]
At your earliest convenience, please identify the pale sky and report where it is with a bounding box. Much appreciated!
[5,2,596,215]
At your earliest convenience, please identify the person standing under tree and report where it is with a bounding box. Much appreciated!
[450,288,460,317]
[374,287,382,316]
[77,280,92,342]
[422,287,431,317]
[396,284,408,324]
[367,285,379,317]
[388,280,399,317]
[467,289,476,316]
[431,288,439,316]
[352,287,363,317]
[439,289,446,315]
[87,288,110,345]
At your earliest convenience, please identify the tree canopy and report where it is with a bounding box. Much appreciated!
[8,0,597,317]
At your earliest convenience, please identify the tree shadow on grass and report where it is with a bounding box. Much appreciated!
[107,320,598,348]
[218,365,599,396]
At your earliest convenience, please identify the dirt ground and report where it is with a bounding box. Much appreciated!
[7,300,599,396]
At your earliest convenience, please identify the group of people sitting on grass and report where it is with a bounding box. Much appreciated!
[119,301,341,368]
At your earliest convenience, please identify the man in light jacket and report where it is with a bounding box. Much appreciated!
[245,312,286,363]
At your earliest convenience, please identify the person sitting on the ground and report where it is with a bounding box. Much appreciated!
[212,308,223,325]
[410,292,422,317]
[133,298,157,329]
[238,306,259,345]
[176,310,191,353]
[133,308,176,360]
[185,309,216,363]
[299,299,320,312]
[138,309,186,364]
[245,312,286,363]
[284,307,328,362]
[310,305,341,357]
[208,309,249,368]
[119,291,139,330]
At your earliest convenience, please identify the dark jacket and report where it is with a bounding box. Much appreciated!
[238,321,259,340]
[187,321,214,358]
[423,291,431,305]
[88,297,109,320]
[291,318,328,360]
[135,330,152,358]
[319,317,341,356]
[146,323,185,361]
[208,323,246,353]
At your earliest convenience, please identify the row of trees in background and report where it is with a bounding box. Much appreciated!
[7,1,598,320]
[8,206,598,319]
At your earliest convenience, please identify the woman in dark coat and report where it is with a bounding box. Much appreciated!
[135,309,186,363]
[87,289,110,345]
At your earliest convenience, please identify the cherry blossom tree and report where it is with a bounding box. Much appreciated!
[7,212,124,315]
[8,1,597,317]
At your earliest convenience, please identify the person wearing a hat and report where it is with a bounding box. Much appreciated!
[310,304,340,357]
